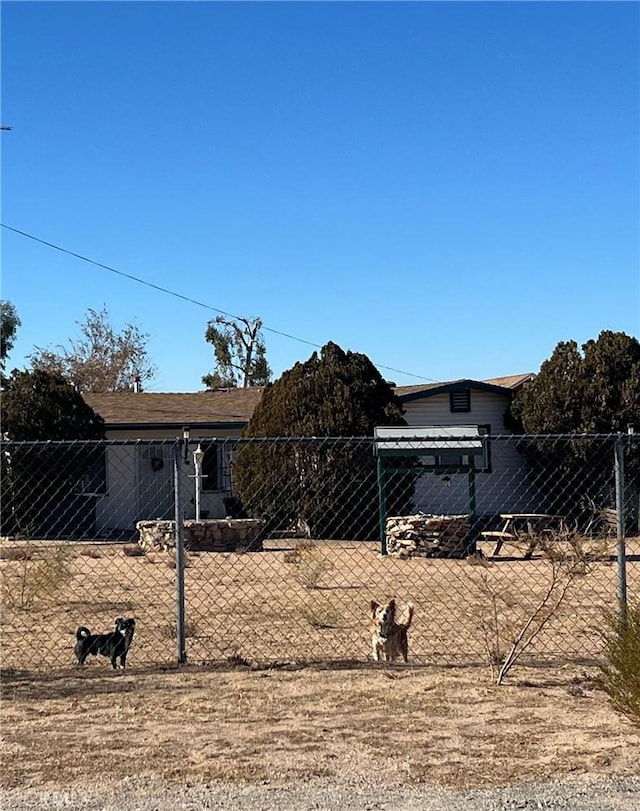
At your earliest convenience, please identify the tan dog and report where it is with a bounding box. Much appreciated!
[370,598,414,662]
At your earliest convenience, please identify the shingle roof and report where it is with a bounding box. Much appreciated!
[482,373,535,389]
[394,374,534,401]
[394,378,514,402]
[83,388,264,427]
[83,373,534,427]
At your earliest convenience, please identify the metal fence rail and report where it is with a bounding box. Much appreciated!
[1,434,638,673]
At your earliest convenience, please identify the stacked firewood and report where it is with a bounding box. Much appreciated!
[386,513,472,559]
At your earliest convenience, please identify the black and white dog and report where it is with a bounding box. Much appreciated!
[74,617,136,669]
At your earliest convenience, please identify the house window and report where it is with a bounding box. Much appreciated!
[450,389,471,413]
[461,425,491,473]
[76,446,108,495]
[425,425,491,472]
[201,443,219,492]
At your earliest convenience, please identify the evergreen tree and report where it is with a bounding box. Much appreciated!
[507,330,640,526]
[233,342,415,540]
[509,331,640,435]
[0,369,105,536]
[2,369,106,440]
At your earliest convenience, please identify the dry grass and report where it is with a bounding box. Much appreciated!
[1,662,639,791]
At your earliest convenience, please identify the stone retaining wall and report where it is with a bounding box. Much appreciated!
[136,518,265,553]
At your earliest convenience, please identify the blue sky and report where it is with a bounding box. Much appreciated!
[2,1,638,391]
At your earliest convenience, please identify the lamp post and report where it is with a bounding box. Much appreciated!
[193,444,204,521]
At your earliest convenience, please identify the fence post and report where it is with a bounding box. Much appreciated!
[173,440,187,665]
[614,433,627,611]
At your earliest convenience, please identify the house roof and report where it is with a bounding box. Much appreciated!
[83,388,264,429]
[482,373,535,389]
[83,373,534,428]
[393,378,516,403]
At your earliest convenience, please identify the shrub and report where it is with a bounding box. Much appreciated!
[599,603,640,726]
[0,546,33,561]
[122,544,146,557]
[301,596,341,628]
[466,533,599,684]
[1,542,74,611]
[292,542,333,589]
[163,619,200,639]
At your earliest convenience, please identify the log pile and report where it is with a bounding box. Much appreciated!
[386,513,472,559]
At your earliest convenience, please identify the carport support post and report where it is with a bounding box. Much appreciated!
[173,440,187,665]
[377,455,388,555]
[614,433,627,612]
[467,463,477,553]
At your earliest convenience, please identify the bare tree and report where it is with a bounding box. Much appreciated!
[29,306,156,392]
[202,315,271,389]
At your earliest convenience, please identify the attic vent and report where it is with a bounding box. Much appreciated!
[450,389,471,413]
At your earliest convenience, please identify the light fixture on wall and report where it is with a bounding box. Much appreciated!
[441,475,451,487]
[182,426,191,463]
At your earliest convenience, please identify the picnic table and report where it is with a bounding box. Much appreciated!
[480,513,564,559]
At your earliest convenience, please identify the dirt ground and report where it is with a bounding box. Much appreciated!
[1,536,639,797]
[1,537,638,672]
[1,660,639,793]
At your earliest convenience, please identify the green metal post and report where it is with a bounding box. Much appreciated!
[377,456,388,555]
[468,462,477,554]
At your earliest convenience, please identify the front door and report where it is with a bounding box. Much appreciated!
[136,443,174,520]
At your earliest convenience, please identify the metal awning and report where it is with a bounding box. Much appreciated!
[374,425,485,459]
[374,426,484,554]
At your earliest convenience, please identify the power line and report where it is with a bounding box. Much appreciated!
[1,222,441,383]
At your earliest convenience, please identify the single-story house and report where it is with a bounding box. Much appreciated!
[82,388,264,536]
[79,373,540,538]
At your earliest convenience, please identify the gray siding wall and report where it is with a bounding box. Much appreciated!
[401,391,547,519]
[96,440,236,536]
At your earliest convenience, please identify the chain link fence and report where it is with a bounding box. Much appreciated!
[1,433,638,674]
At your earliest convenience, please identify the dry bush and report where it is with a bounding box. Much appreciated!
[163,619,200,639]
[599,603,640,727]
[301,595,341,628]
[1,543,74,611]
[465,550,491,567]
[0,547,33,561]
[166,549,191,569]
[122,544,146,558]
[78,547,102,559]
[466,532,601,685]
[536,529,613,565]
[292,541,333,589]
